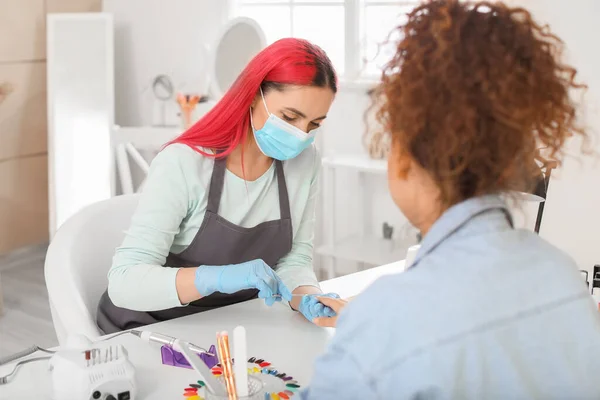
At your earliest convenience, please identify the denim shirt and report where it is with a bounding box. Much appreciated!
[302,195,600,399]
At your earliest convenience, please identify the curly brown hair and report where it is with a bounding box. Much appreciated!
[373,0,587,208]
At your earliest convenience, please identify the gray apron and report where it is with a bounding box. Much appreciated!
[97,156,293,333]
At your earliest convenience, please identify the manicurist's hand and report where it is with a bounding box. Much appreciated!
[311,296,349,327]
[194,259,292,306]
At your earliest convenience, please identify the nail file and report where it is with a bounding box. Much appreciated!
[217,331,237,398]
[178,340,226,396]
[233,326,249,396]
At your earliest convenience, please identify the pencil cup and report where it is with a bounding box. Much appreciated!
[205,376,265,400]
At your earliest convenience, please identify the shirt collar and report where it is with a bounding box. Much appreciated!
[411,195,512,268]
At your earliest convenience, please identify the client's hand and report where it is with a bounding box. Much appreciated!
[298,293,340,324]
[312,296,349,327]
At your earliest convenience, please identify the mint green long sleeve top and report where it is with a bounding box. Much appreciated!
[107,143,321,311]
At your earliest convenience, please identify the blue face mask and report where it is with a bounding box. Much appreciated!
[250,89,318,161]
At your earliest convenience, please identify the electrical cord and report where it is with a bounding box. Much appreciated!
[0,357,52,385]
[0,345,55,366]
[0,330,137,385]
[99,330,138,342]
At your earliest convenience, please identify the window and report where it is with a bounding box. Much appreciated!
[236,1,420,80]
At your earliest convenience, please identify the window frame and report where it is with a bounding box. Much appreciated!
[237,0,420,85]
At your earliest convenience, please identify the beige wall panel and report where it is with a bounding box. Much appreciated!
[0,0,46,62]
[0,62,47,161]
[46,0,102,13]
[0,155,49,254]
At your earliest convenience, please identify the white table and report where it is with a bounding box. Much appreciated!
[0,261,403,399]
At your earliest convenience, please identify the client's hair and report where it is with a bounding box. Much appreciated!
[374,0,587,207]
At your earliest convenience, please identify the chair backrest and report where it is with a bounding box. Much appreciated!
[45,194,140,343]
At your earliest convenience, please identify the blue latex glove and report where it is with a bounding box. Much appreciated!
[298,293,340,323]
[194,259,292,306]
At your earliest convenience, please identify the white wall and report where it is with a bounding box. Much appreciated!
[515,0,600,277]
[102,0,232,127]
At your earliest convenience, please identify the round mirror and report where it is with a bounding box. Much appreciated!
[209,17,267,99]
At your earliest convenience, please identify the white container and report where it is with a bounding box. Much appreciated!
[404,244,421,271]
[592,288,600,312]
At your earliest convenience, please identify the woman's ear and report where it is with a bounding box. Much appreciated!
[250,93,261,110]
[389,137,412,180]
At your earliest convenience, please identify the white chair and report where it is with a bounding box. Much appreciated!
[45,194,140,345]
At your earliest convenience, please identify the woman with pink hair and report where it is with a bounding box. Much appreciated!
[97,38,340,332]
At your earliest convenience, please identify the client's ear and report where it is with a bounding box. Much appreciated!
[388,138,412,180]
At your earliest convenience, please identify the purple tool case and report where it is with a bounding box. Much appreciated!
[160,344,219,369]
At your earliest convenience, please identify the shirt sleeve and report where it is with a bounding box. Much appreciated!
[107,144,191,311]
[274,146,321,291]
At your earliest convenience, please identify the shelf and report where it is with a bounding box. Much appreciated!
[316,234,412,266]
[322,154,386,174]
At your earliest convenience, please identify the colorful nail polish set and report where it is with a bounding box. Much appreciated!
[183,380,206,399]
[183,357,301,399]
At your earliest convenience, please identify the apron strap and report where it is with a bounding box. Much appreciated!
[275,160,291,220]
[206,157,227,214]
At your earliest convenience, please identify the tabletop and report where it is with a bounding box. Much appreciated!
[0,261,404,399]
